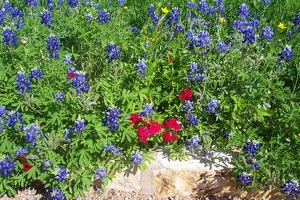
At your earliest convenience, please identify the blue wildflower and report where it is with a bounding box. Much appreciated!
[117,0,125,6]
[238,3,249,18]
[205,6,215,15]
[203,151,213,157]
[186,135,201,152]
[0,105,7,117]
[102,106,121,131]
[14,146,29,157]
[280,179,300,199]
[42,158,53,171]
[197,0,207,13]
[57,0,64,6]
[73,118,85,132]
[85,14,93,21]
[217,4,225,13]
[216,40,228,53]
[7,110,26,127]
[67,0,78,7]
[47,0,54,10]
[52,91,65,103]
[186,110,198,125]
[243,139,260,158]
[187,2,195,9]
[106,42,120,62]
[103,142,122,154]
[139,103,154,119]
[0,156,16,176]
[174,24,184,32]
[40,10,52,28]
[242,26,255,44]
[24,0,40,8]
[262,0,271,5]
[23,123,43,146]
[187,62,205,82]
[69,70,89,95]
[63,55,73,66]
[293,13,300,26]
[168,7,180,25]
[63,129,72,141]
[2,27,17,46]
[94,167,107,181]
[148,5,159,26]
[30,68,43,79]
[131,151,144,165]
[261,26,274,41]
[194,30,211,47]
[46,34,60,59]
[134,59,148,77]
[131,26,138,34]
[224,130,231,137]
[278,45,293,61]
[237,172,252,186]
[49,188,66,200]
[54,166,69,182]
[15,72,31,94]
[182,100,194,112]
[97,10,109,24]
[205,99,218,114]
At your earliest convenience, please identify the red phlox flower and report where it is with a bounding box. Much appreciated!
[179,88,192,100]
[23,163,33,172]
[129,113,142,125]
[148,121,162,135]
[171,134,178,142]
[162,131,172,143]
[18,157,26,163]
[137,126,149,143]
[168,57,173,62]
[163,118,180,132]
[67,72,76,78]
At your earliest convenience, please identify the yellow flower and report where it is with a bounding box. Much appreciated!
[219,17,226,24]
[123,6,128,10]
[161,7,169,14]
[149,38,155,42]
[278,22,287,29]
[191,0,195,2]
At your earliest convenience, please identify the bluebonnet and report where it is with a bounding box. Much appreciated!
[67,0,78,7]
[293,13,300,26]
[242,26,255,44]
[237,172,252,186]
[57,0,64,6]
[134,59,148,77]
[63,55,73,66]
[174,24,184,32]
[186,110,198,125]
[238,3,249,18]
[280,179,300,198]
[55,166,69,182]
[0,10,5,26]
[73,118,85,132]
[206,6,215,15]
[131,151,144,165]
[117,0,125,6]
[131,26,138,34]
[3,1,13,13]
[279,45,293,61]
[243,140,260,158]
[186,1,195,9]
[0,119,5,132]
[262,0,271,5]
[250,19,260,29]
[182,100,194,112]
[49,188,66,200]
[40,10,52,28]
[102,106,121,131]
[224,130,231,137]
[46,34,60,59]
[23,123,43,146]
[246,160,259,170]
[66,67,76,80]
[0,105,7,117]
[214,0,223,5]
[52,91,64,103]
[197,0,207,13]
[14,146,29,157]
[85,14,92,21]
[2,27,17,46]
[24,0,40,8]
[7,110,26,127]
[186,135,201,152]
[168,7,180,25]
[216,40,228,53]
[10,8,24,20]
[94,167,107,180]
[217,4,225,13]
[187,62,205,82]
[106,42,120,62]
[103,142,122,154]
[203,151,213,157]
[0,156,16,176]
[139,103,154,118]
[97,10,109,24]
[47,0,54,10]
[63,129,72,141]
[42,158,53,171]
[205,99,218,114]
[148,5,159,26]
[194,30,211,47]
[261,26,273,41]
[15,72,31,94]
[30,68,43,79]
[69,70,89,95]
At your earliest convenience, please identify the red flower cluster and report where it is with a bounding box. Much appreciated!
[179,88,192,100]
[129,113,142,125]
[17,157,33,172]
[162,131,178,143]
[163,118,180,132]
[137,120,162,143]
[67,72,76,78]
[168,57,173,63]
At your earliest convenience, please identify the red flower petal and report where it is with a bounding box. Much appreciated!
[23,163,33,172]
[129,113,142,125]
[18,157,26,163]
[168,57,173,62]
[67,72,76,78]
